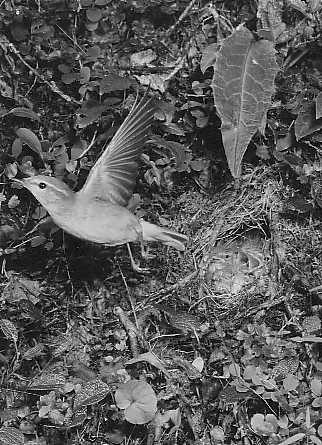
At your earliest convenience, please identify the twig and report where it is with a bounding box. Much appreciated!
[8,42,80,105]
[75,130,98,160]
[118,264,139,330]
[164,56,186,82]
[165,0,198,37]
[56,24,85,55]
[114,306,139,357]
[246,293,288,316]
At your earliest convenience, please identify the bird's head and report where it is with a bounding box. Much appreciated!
[13,175,74,212]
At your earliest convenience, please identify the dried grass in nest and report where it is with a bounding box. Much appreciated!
[146,165,321,323]
[193,165,283,258]
[177,166,285,319]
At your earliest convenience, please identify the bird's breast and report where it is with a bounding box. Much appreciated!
[49,198,142,245]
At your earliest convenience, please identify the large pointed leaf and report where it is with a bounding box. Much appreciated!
[212,25,278,178]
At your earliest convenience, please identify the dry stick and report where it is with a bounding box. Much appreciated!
[267,207,281,300]
[75,130,98,160]
[246,293,288,316]
[114,307,139,357]
[165,0,198,37]
[8,42,80,105]
[164,56,186,83]
[118,264,139,330]
[56,24,86,55]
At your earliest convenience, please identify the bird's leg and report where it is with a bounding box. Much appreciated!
[140,242,155,260]
[126,243,149,274]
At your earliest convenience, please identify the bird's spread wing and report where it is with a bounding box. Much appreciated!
[78,93,155,206]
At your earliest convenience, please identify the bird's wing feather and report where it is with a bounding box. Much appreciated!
[78,94,155,206]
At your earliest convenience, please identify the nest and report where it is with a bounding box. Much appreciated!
[177,165,285,320]
[146,165,321,326]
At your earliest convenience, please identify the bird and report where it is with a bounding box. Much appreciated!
[13,93,187,272]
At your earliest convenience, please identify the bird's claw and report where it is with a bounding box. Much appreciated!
[127,243,150,273]
[140,244,155,260]
[142,252,155,260]
[131,262,150,274]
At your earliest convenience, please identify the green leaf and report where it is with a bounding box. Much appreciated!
[0,427,24,445]
[310,434,322,445]
[80,66,91,84]
[85,45,101,62]
[212,25,279,178]
[5,163,18,179]
[312,397,322,408]
[311,378,322,396]
[8,107,40,121]
[99,74,135,95]
[210,426,225,442]
[250,413,277,436]
[0,79,13,98]
[74,379,110,410]
[200,43,218,74]
[228,362,240,377]
[0,319,18,343]
[16,128,42,158]
[30,235,47,247]
[295,101,322,140]
[283,375,299,392]
[290,336,322,343]
[29,372,66,390]
[86,8,102,22]
[276,433,305,445]
[76,100,108,128]
[151,135,192,172]
[243,364,257,380]
[66,406,87,427]
[125,352,169,377]
[115,380,157,424]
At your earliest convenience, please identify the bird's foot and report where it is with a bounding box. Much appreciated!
[131,262,150,274]
[127,243,150,274]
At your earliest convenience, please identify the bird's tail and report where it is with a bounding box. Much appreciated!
[141,220,187,251]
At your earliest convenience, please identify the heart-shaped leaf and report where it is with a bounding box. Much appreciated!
[115,380,157,424]
[251,413,278,436]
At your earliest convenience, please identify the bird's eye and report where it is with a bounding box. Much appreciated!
[38,182,47,189]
